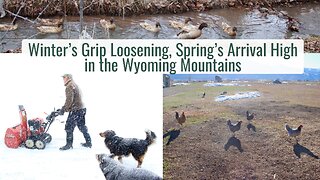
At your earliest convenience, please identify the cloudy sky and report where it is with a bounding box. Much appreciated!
[305,53,320,68]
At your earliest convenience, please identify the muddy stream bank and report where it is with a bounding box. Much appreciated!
[0,1,319,52]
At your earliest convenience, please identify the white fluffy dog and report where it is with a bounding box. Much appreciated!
[96,153,162,180]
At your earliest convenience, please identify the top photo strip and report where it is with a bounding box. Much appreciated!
[0,0,319,53]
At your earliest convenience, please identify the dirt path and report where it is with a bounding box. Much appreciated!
[163,82,320,179]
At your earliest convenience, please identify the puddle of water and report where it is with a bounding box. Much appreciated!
[1,2,319,51]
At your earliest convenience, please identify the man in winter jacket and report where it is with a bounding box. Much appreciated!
[59,74,92,150]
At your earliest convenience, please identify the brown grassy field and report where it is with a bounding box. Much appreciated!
[163,81,320,180]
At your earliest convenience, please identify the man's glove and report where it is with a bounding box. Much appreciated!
[58,107,65,116]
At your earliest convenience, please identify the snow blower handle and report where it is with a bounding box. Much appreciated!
[46,110,60,121]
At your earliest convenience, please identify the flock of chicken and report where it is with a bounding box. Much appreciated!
[0,16,236,39]
[226,111,254,135]
[175,109,303,143]
[227,111,303,142]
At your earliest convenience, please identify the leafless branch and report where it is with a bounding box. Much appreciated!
[34,0,55,22]
[84,0,96,11]
[11,1,26,24]
[27,32,41,39]
[5,10,34,23]
[74,0,79,12]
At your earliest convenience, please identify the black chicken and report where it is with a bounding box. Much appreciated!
[246,111,255,121]
[202,92,206,98]
[227,120,242,135]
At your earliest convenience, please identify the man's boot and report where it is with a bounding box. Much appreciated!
[60,132,73,150]
[79,125,92,148]
[81,142,92,148]
[81,132,92,148]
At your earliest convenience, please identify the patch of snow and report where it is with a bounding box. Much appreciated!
[305,83,317,86]
[204,83,250,87]
[215,91,261,102]
[173,82,190,86]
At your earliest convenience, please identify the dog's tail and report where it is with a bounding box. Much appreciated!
[145,130,156,145]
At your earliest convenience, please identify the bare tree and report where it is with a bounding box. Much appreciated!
[80,0,84,33]
[0,0,5,18]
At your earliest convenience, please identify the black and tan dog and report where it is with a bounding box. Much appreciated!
[96,153,162,180]
[99,130,156,168]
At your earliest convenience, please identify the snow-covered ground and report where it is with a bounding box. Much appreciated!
[215,91,261,102]
[204,82,250,87]
[172,82,190,86]
[0,56,163,179]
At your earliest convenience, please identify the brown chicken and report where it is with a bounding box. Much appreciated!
[175,112,186,126]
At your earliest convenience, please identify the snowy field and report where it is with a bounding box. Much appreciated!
[0,56,163,179]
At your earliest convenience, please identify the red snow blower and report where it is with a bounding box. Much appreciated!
[4,105,59,149]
